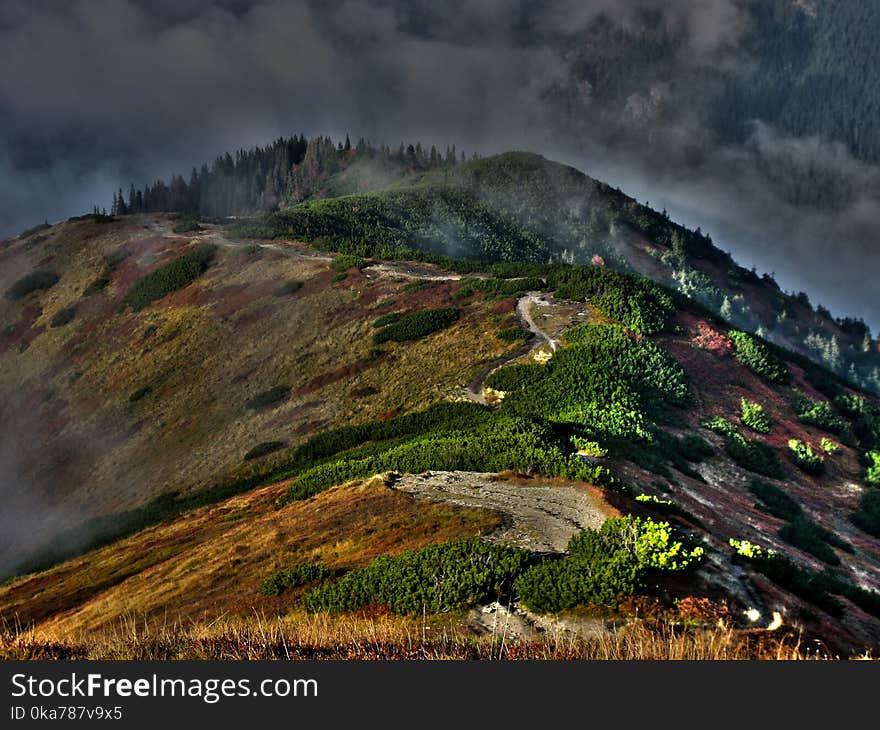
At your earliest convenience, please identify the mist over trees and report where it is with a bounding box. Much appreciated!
[112,135,462,218]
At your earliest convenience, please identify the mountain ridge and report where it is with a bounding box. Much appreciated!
[2,146,880,657]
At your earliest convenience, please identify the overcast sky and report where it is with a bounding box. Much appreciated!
[1,0,877,332]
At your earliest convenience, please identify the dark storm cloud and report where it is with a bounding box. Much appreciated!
[0,0,876,331]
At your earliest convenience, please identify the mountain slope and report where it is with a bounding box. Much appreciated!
[0,213,522,577]
[233,149,880,393]
[2,151,880,657]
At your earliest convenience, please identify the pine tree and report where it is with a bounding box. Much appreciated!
[720,296,733,321]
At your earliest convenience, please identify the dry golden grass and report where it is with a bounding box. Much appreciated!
[0,611,847,660]
[0,476,502,636]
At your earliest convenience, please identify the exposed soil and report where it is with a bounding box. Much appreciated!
[387,471,612,553]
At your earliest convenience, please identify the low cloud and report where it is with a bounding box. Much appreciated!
[0,0,876,332]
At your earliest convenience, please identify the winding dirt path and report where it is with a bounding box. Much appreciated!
[461,292,559,404]
[150,214,558,402]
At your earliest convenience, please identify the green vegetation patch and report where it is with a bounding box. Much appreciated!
[261,562,331,597]
[794,397,848,436]
[83,249,129,298]
[82,277,110,297]
[498,324,689,441]
[550,267,675,334]
[741,398,771,434]
[484,364,547,393]
[330,254,366,271]
[273,280,303,297]
[372,307,459,344]
[728,330,790,384]
[778,517,848,566]
[50,307,76,328]
[748,480,801,521]
[729,539,880,619]
[853,488,880,536]
[128,386,151,403]
[497,326,531,342]
[304,540,532,614]
[788,439,825,474]
[122,243,216,311]
[515,516,703,614]
[865,451,880,484]
[372,311,404,328]
[172,217,202,234]
[704,416,783,478]
[4,270,59,300]
[747,480,851,565]
[246,386,291,411]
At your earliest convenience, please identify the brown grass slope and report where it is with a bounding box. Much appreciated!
[0,214,519,562]
[3,216,880,657]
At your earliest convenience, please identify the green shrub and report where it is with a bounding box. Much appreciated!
[794,397,847,436]
[373,307,459,344]
[172,219,202,234]
[468,277,544,298]
[729,540,843,617]
[5,270,59,300]
[852,489,880,536]
[499,324,689,441]
[741,398,771,434]
[728,330,790,384]
[834,393,867,417]
[50,307,76,328]
[246,386,291,410]
[304,540,533,614]
[103,249,130,273]
[788,439,825,474]
[676,434,714,461]
[778,516,847,566]
[372,311,404,328]
[569,515,704,572]
[273,280,303,296]
[704,417,783,478]
[549,268,674,334]
[261,562,331,597]
[282,414,612,504]
[402,279,432,293]
[128,386,151,402]
[82,277,110,296]
[820,438,840,454]
[497,326,531,342]
[729,538,773,560]
[244,441,286,461]
[330,254,366,271]
[865,451,880,484]
[484,364,547,393]
[83,250,128,298]
[515,517,703,614]
[122,244,216,311]
[748,480,801,521]
[570,437,608,457]
[513,554,639,614]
